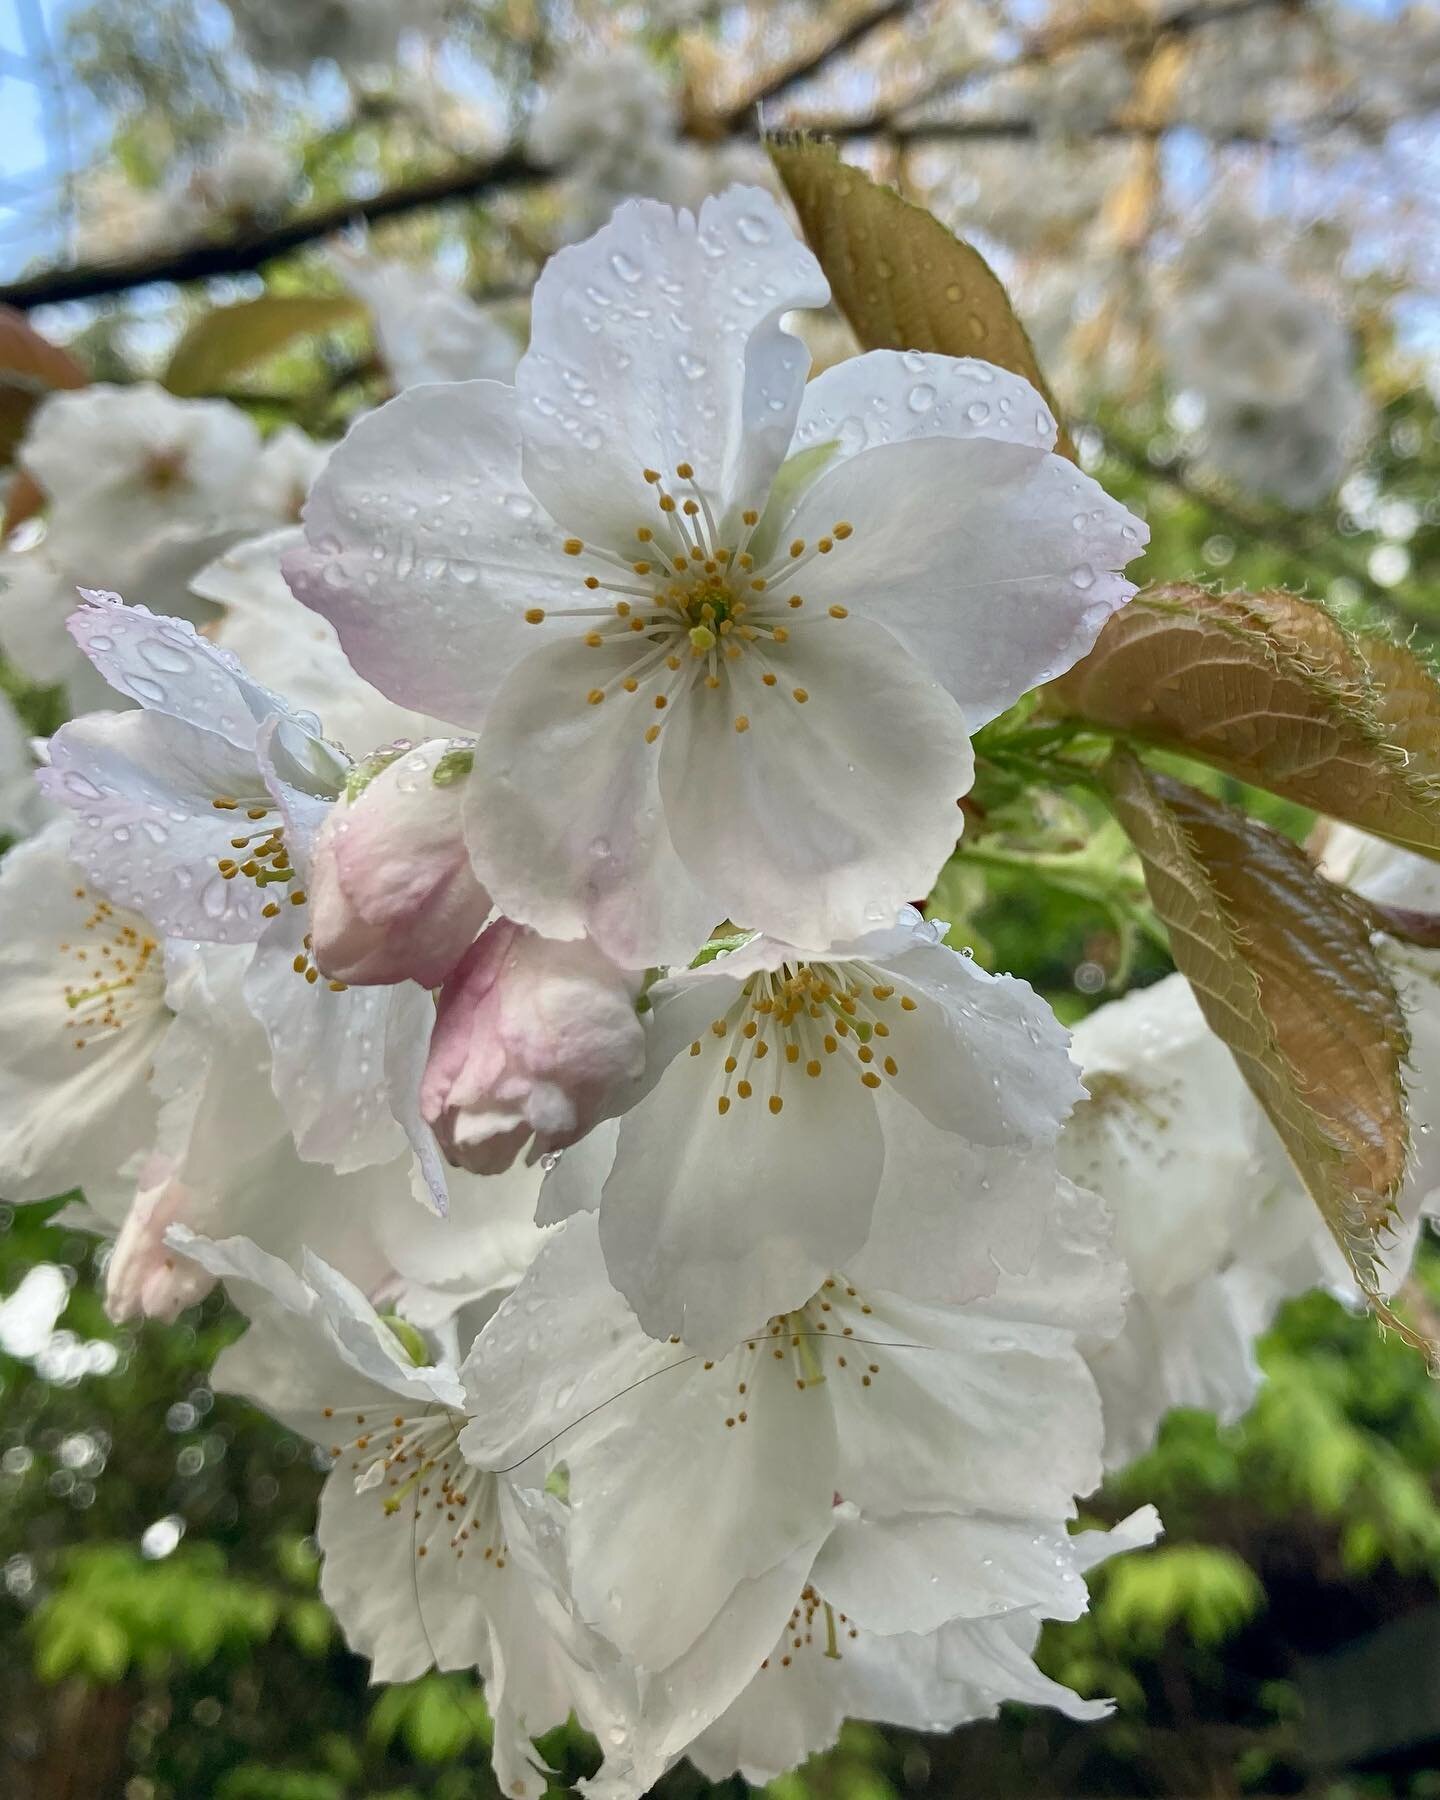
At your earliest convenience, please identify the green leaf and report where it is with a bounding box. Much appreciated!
[1099,1545,1264,1651]
[768,138,1073,459]
[1102,748,1418,1339]
[164,294,361,398]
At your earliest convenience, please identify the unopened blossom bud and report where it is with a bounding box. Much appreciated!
[105,1174,215,1324]
[310,738,491,988]
[422,920,646,1175]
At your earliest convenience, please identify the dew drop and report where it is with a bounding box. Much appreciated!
[736,213,772,245]
[677,351,708,382]
[907,384,937,414]
[1072,563,1096,590]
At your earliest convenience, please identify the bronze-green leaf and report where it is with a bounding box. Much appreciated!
[769,137,1073,459]
[164,293,362,398]
[1049,583,1440,859]
[1355,632,1440,784]
[1103,746,1418,1338]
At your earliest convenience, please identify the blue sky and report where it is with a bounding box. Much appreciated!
[0,0,100,278]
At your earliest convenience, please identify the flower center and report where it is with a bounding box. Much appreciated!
[209,795,347,991]
[699,1280,884,1433]
[760,1584,858,1671]
[59,890,161,1051]
[322,1402,505,1565]
[689,961,918,1116]
[522,460,855,742]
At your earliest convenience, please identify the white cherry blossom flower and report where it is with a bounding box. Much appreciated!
[1165,262,1368,506]
[287,187,1146,965]
[525,48,693,234]
[330,240,521,390]
[177,1228,636,1799]
[181,133,295,222]
[1061,973,1374,1467]
[41,595,444,1189]
[540,910,1082,1350]
[21,384,262,566]
[461,1185,1139,1768]
[684,1505,1162,1787]
[0,822,167,1213]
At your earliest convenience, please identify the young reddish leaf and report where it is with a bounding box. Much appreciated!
[1103,748,1420,1343]
[0,304,86,465]
[1051,584,1440,859]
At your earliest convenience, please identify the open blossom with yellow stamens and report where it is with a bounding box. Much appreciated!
[286,185,1146,968]
[460,1198,1155,1786]
[43,593,449,1194]
[175,1228,644,1800]
[0,822,169,1213]
[538,909,1085,1352]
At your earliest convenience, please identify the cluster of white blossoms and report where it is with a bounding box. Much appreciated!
[10,183,1428,1790]
[1165,259,1369,507]
[527,48,775,241]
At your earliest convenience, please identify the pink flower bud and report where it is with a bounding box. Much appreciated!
[105,1176,216,1324]
[422,919,646,1175]
[310,738,491,988]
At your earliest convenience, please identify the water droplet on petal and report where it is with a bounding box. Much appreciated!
[907,384,937,414]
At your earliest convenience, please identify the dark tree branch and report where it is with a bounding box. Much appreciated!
[0,146,546,310]
[714,0,913,129]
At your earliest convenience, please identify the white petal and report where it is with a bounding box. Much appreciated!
[178,1229,373,1431]
[828,1287,1105,1519]
[566,1357,837,1670]
[1089,1279,1261,1469]
[535,1117,619,1225]
[285,381,584,729]
[879,935,1083,1147]
[813,1511,1089,1638]
[196,529,441,754]
[658,615,974,951]
[517,187,827,551]
[241,908,425,1171]
[317,1467,496,1683]
[613,1545,821,1795]
[43,710,279,942]
[848,1110,1055,1303]
[935,1613,1112,1722]
[774,434,1145,728]
[464,634,715,968]
[66,592,308,750]
[599,990,886,1350]
[794,350,1058,462]
[0,824,166,1208]
[458,1214,678,1481]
